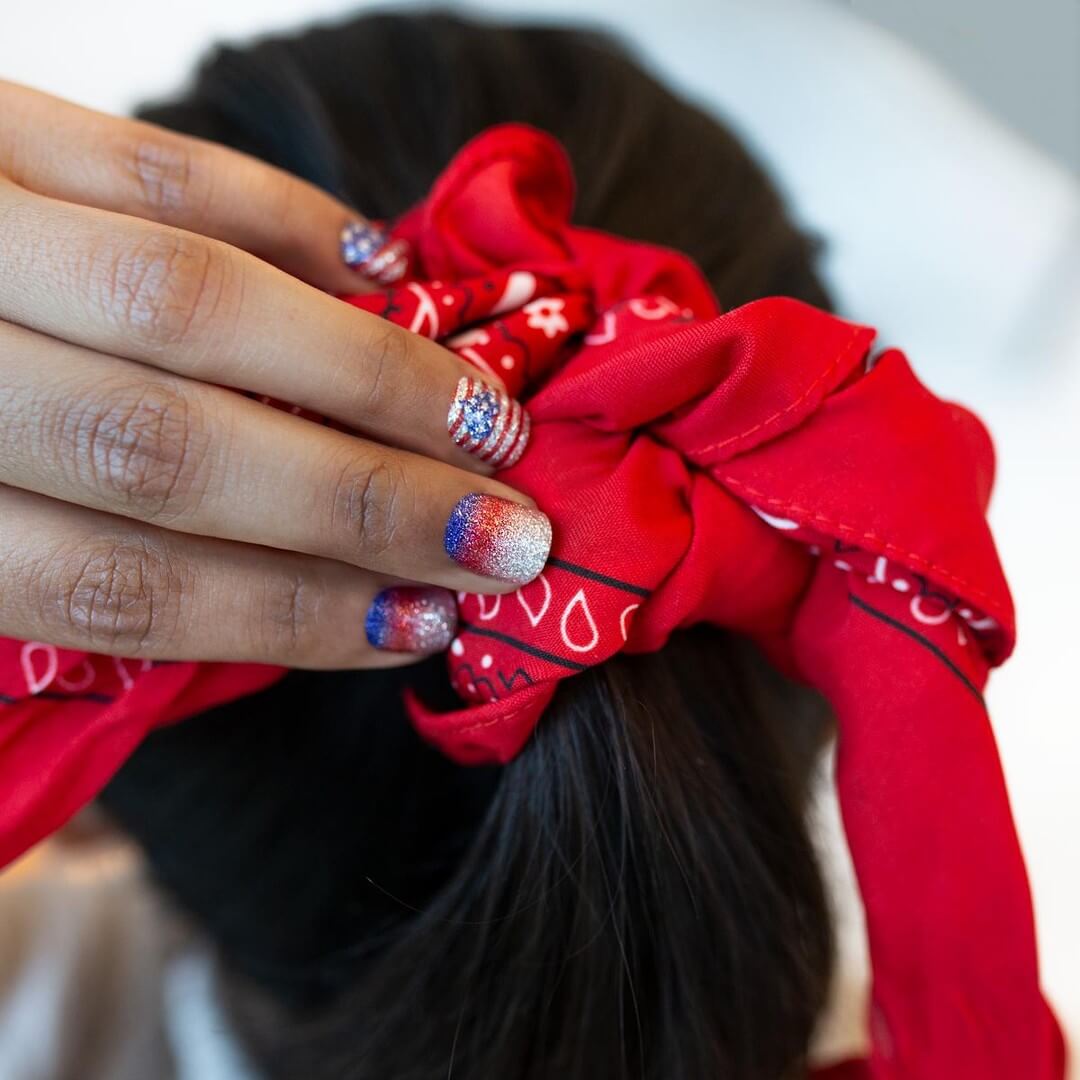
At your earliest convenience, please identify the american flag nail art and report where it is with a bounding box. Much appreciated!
[340,222,411,285]
[446,375,531,469]
[363,238,410,285]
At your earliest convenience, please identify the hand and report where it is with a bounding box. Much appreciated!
[0,82,548,667]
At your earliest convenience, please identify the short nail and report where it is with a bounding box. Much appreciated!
[341,220,386,269]
[364,239,410,284]
[340,220,410,284]
[447,375,531,469]
[444,493,552,585]
[365,586,458,652]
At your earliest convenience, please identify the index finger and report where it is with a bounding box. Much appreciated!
[0,182,529,475]
[0,79,367,294]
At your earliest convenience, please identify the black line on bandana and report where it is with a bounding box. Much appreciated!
[0,691,115,705]
[499,667,534,690]
[492,319,531,354]
[848,593,984,705]
[457,283,475,324]
[378,294,402,319]
[459,624,590,672]
[545,558,651,597]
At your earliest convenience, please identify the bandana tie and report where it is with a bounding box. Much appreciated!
[0,124,1063,1078]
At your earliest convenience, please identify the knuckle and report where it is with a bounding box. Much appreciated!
[91,228,230,349]
[122,129,211,222]
[328,454,407,562]
[0,193,45,282]
[52,379,210,521]
[257,570,317,659]
[40,534,185,653]
[261,169,300,231]
[355,323,411,419]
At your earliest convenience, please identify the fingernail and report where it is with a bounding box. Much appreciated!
[340,221,410,285]
[444,493,552,585]
[365,586,458,652]
[364,238,410,285]
[341,221,386,269]
[447,375,531,469]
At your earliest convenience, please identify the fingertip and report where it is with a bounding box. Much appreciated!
[300,217,383,295]
[349,649,435,671]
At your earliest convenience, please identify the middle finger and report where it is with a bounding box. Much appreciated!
[0,323,551,592]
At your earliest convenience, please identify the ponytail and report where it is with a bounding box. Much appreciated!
[228,629,834,1079]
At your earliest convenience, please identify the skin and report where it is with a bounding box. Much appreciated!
[0,81,541,669]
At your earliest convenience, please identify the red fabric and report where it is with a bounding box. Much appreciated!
[0,651,281,867]
[0,123,1063,1076]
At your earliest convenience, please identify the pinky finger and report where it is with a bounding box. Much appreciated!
[0,486,457,669]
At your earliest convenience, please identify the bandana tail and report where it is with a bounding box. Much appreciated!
[794,567,1066,1079]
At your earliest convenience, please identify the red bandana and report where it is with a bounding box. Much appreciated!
[0,125,1063,1077]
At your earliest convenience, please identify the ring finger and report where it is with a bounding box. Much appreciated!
[0,486,459,667]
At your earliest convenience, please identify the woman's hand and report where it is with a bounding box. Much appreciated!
[0,82,548,667]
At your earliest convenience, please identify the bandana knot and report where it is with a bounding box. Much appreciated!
[338,125,1014,767]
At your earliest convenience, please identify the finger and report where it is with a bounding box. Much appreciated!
[0,79,370,294]
[0,182,527,475]
[0,485,459,667]
[0,324,551,592]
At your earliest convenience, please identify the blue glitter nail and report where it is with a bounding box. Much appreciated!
[341,221,387,269]
[462,387,500,441]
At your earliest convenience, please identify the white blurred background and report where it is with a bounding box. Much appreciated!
[1,0,1077,1075]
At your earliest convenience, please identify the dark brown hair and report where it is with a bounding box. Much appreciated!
[102,13,835,1079]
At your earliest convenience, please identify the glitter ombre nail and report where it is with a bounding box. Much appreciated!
[447,376,531,469]
[444,494,552,584]
[365,586,458,652]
